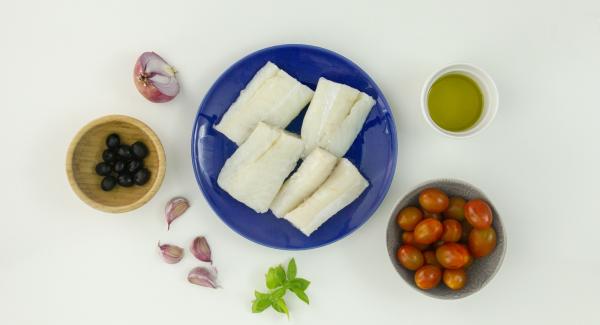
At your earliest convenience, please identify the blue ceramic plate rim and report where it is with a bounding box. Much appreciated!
[191,44,397,250]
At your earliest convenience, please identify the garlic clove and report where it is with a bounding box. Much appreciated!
[190,236,212,263]
[158,242,184,264]
[165,197,190,230]
[188,266,219,288]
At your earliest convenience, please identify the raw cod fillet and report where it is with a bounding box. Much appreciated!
[300,78,375,157]
[217,122,304,213]
[270,148,338,218]
[284,158,369,236]
[214,62,314,145]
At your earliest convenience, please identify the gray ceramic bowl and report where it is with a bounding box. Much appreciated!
[386,179,506,299]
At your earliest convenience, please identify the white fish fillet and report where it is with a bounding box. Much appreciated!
[300,78,375,157]
[214,62,314,145]
[217,122,304,213]
[284,158,369,236]
[270,148,338,218]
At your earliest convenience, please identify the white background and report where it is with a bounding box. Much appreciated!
[1,0,599,324]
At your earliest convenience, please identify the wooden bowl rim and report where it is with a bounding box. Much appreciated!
[66,114,166,213]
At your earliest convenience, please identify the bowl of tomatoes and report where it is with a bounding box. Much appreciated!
[386,179,506,299]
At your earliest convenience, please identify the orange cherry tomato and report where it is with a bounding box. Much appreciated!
[464,253,474,268]
[464,199,493,229]
[423,250,441,267]
[443,268,467,290]
[396,206,423,231]
[441,219,462,242]
[396,245,424,271]
[468,227,497,258]
[418,188,449,213]
[413,218,443,244]
[436,243,470,269]
[444,196,466,221]
[414,265,442,290]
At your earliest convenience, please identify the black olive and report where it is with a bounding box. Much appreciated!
[95,162,112,176]
[113,160,126,173]
[102,149,117,163]
[134,168,150,185]
[127,159,142,173]
[106,133,120,149]
[132,141,149,159]
[101,176,117,191]
[117,145,133,160]
[117,173,134,187]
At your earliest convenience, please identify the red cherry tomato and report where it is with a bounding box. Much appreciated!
[413,218,443,244]
[414,265,442,290]
[418,188,449,213]
[441,219,462,242]
[436,243,471,269]
[464,199,493,229]
[396,245,424,271]
[396,207,423,231]
[443,268,467,290]
[468,227,497,258]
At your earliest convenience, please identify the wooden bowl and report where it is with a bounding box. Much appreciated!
[66,115,166,213]
[386,179,506,299]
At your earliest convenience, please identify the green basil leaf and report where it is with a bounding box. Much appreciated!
[266,267,282,289]
[274,265,286,284]
[288,278,310,291]
[287,258,297,280]
[291,288,309,304]
[271,287,287,299]
[252,297,272,313]
[254,290,270,299]
[271,298,289,317]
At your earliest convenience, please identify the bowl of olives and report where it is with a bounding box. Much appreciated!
[386,179,506,299]
[66,115,166,213]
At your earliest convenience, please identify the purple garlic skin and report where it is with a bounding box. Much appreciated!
[158,242,184,264]
[165,197,189,230]
[188,266,219,288]
[190,236,212,263]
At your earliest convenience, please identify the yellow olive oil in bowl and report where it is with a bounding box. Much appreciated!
[427,73,483,132]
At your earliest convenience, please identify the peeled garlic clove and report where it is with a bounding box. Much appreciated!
[165,197,189,230]
[188,266,219,288]
[158,242,184,264]
[190,236,212,263]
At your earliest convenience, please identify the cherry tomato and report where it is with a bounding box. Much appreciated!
[423,210,442,220]
[468,227,497,258]
[443,268,467,290]
[396,207,423,231]
[414,265,442,290]
[464,199,493,229]
[418,188,449,213]
[396,245,424,271]
[444,196,466,221]
[423,250,441,267]
[413,218,443,244]
[436,243,470,269]
[441,219,462,242]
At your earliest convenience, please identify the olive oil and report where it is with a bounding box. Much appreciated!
[427,73,483,132]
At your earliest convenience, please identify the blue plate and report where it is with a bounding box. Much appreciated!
[191,44,397,250]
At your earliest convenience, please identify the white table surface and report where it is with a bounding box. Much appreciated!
[2,0,600,324]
